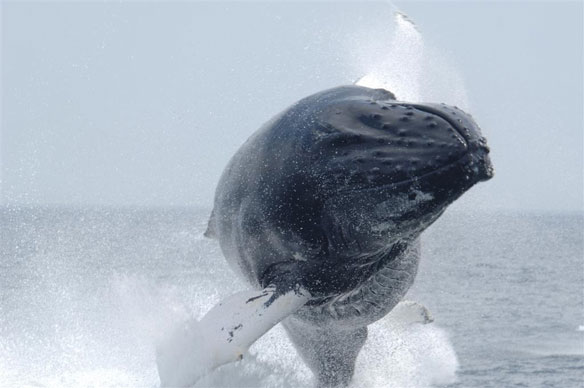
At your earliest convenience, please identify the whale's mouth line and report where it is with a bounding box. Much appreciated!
[334,150,474,197]
[330,106,481,196]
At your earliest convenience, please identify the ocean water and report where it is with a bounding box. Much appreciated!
[0,206,582,387]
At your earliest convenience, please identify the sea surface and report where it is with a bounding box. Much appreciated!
[1,206,582,387]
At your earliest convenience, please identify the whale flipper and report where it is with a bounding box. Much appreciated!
[156,285,310,387]
[204,208,217,239]
[389,300,434,326]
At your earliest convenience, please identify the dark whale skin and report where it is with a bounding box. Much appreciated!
[207,85,493,321]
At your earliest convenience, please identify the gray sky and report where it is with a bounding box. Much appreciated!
[1,1,582,212]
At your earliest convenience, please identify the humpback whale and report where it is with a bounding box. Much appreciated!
[156,85,493,387]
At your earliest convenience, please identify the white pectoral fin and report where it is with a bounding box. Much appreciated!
[156,285,310,387]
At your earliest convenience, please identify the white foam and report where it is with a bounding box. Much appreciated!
[355,318,458,387]
[28,368,143,388]
[0,248,458,388]
[108,274,458,387]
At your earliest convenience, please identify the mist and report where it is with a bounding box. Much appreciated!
[2,1,583,212]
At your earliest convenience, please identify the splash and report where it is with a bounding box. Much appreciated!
[356,12,424,102]
[195,302,458,388]
[353,11,470,109]
[0,206,460,388]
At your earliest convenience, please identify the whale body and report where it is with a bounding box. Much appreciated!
[157,85,493,387]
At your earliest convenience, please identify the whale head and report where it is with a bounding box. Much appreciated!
[210,85,493,299]
[312,87,493,257]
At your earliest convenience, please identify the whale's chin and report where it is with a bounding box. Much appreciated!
[294,239,420,328]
